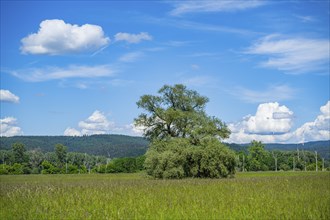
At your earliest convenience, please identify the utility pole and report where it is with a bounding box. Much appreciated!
[315,151,318,172]
[293,156,295,171]
[272,151,278,172]
[301,150,307,171]
[242,154,245,172]
[322,158,325,171]
[297,148,300,160]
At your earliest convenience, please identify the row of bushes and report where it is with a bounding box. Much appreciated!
[0,156,146,175]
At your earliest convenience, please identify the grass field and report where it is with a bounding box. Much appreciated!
[1,172,329,219]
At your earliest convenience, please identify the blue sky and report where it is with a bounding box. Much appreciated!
[1,0,329,143]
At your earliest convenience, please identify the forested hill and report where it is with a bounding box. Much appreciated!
[0,135,148,158]
[0,135,329,159]
[226,140,330,159]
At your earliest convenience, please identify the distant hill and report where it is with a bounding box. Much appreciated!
[0,135,149,158]
[1,135,329,159]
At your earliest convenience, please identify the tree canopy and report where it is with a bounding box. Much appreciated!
[135,84,230,144]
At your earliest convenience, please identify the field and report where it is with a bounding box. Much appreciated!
[1,172,329,219]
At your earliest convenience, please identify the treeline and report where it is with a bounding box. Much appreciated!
[1,141,328,175]
[0,142,145,175]
[236,141,329,172]
[0,135,149,158]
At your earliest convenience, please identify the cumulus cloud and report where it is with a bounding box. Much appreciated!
[64,127,81,136]
[77,110,115,135]
[64,110,117,136]
[20,19,110,55]
[170,0,266,16]
[245,35,330,74]
[126,123,145,136]
[0,89,20,103]
[64,111,144,136]
[10,65,115,82]
[230,102,293,135]
[0,117,23,137]
[227,101,330,143]
[293,101,330,142]
[114,32,152,44]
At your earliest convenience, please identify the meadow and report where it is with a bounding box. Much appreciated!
[0,172,329,220]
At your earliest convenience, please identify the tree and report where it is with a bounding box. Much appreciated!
[12,142,27,164]
[135,84,230,144]
[55,144,67,169]
[247,141,270,171]
[137,84,235,179]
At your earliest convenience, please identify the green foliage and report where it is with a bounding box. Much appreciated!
[41,161,60,174]
[12,142,28,164]
[144,138,236,179]
[135,84,230,143]
[55,144,67,168]
[247,141,270,171]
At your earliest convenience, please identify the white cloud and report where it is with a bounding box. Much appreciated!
[114,32,152,44]
[230,84,296,103]
[227,101,330,143]
[245,35,330,74]
[10,65,115,82]
[77,111,115,135]
[230,102,294,135]
[64,127,81,136]
[123,124,145,136]
[64,111,144,137]
[0,90,20,103]
[21,19,109,55]
[170,0,266,16]
[293,101,330,142]
[0,117,23,137]
[119,52,144,62]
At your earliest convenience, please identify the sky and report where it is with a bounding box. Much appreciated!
[0,0,329,144]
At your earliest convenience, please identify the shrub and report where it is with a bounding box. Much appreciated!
[144,138,236,179]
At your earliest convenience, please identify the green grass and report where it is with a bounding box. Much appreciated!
[1,172,329,219]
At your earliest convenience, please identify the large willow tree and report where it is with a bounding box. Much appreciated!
[135,84,230,144]
[135,84,236,179]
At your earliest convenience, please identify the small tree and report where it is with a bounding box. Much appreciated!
[55,144,67,169]
[247,141,270,171]
[12,142,28,164]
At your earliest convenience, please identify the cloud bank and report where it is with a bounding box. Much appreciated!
[0,90,20,103]
[228,101,330,143]
[64,110,143,136]
[20,19,110,55]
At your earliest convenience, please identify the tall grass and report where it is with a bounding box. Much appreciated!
[1,172,329,219]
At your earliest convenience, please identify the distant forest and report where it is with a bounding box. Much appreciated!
[0,135,148,158]
[0,135,329,159]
